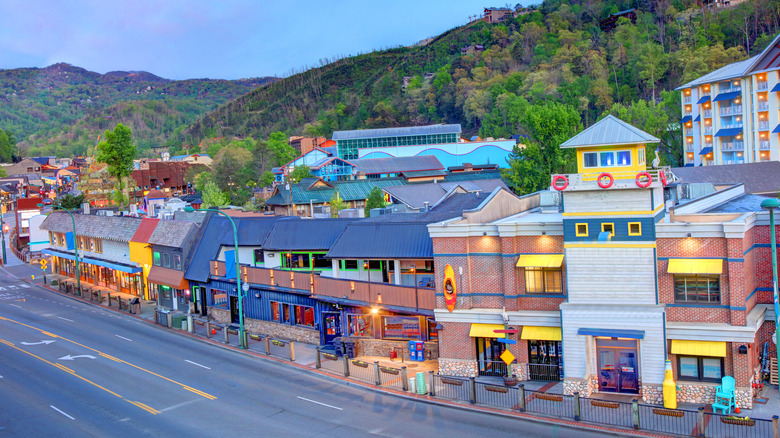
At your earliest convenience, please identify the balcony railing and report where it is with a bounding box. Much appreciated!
[686,145,694,152]
[702,109,712,118]
[720,141,744,151]
[703,126,713,135]
[683,95,692,104]
[684,128,693,136]
[211,261,436,311]
[719,105,742,116]
[555,167,670,191]
[757,81,768,91]
[759,141,771,150]
[758,121,770,130]
[757,101,769,111]
[720,123,743,129]
[720,86,741,93]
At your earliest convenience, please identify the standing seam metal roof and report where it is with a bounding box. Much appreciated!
[332,124,461,141]
[560,115,660,149]
[325,222,433,259]
[261,218,356,251]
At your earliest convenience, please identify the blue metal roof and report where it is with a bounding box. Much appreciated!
[713,91,741,102]
[184,214,283,282]
[699,147,713,156]
[261,218,355,251]
[326,222,433,259]
[714,128,742,137]
[693,115,700,122]
[351,155,443,175]
[680,115,692,124]
[560,115,659,149]
[696,95,710,104]
[773,124,780,134]
[332,124,461,141]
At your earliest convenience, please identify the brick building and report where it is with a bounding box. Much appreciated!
[429,116,778,408]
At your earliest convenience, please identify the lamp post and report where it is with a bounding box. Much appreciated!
[285,176,296,216]
[45,205,81,297]
[411,263,418,312]
[0,212,7,265]
[760,198,779,389]
[185,206,246,349]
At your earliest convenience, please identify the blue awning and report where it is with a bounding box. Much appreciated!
[699,147,713,156]
[713,91,740,102]
[41,249,141,274]
[772,83,780,92]
[43,248,77,261]
[696,95,710,104]
[680,115,692,124]
[774,124,780,134]
[578,328,645,339]
[715,128,742,137]
[693,115,700,122]
[684,163,694,167]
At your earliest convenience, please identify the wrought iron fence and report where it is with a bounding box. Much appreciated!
[523,388,576,419]
[578,397,634,429]
[527,363,561,381]
[702,411,774,438]
[347,359,375,384]
[431,374,471,403]
[636,404,698,436]
[474,381,520,410]
[318,350,344,375]
[377,365,406,391]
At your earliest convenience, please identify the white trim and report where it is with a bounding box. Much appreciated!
[666,305,766,343]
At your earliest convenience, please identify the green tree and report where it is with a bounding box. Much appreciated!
[195,171,213,194]
[0,129,15,162]
[364,186,387,217]
[96,124,137,206]
[56,193,85,209]
[289,165,313,181]
[0,168,6,178]
[267,131,295,166]
[259,170,276,187]
[211,146,252,191]
[202,181,229,208]
[329,190,346,218]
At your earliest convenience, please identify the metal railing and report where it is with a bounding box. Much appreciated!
[759,141,771,150]
[704,126,713,135]
[720,123,743,129]
[703,109,712,118]
[684,128,694,136]
[757,81,768,91]
[758,101,769,110]
[720,141,744,151]
[683,95,692,104]
[720,105,743,115]
[720,86,741,93]
[758,121,770,130]
[527,363,562,381]
[702,411,774,438]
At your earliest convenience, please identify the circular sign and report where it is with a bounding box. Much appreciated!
[241,282,249,292]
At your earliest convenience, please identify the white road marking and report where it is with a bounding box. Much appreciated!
[297,396,343,410]
[115,335,133,342]
[57,317,74,322]
[159,399,199,413]
[185,360,210,370]
[50,405,75,420]
[59,355,96,361]
[9,304,22,309]
[21,340,56,346]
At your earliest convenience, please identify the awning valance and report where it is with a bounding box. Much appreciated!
[670,340,726,357]
[148,266,188,290]
[667,258,723,275]
[773,124,780,134]
[521,326,562,341]
[693,115,700,122]
[42,249,142,274]
[469,323,506,339]
[772,83,780,93]
[578,328,645,339]
[516,254,564,268]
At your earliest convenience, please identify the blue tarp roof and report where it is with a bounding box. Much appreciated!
[326,223,433,259]
[696,95,710,104]
[680,115,692,124]
[699,147,713,156]
[261,218,355,251]
[715,128,742,137]
[713,91,741,102]
[184,214,283,282]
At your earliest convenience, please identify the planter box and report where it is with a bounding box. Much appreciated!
[351,360,369,368]
[380,367,400,375]
[486,385,509,393]
[322,353,338,361]
[590,400,620,409]
[536,393,563,402]
[441,377,464,386]
[720,417,755,427]
[653,408,684,417]
[271,340,286,347]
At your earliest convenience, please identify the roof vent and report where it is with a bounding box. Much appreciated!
[423,201,430,212]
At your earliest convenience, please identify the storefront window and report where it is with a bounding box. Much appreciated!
[348,314,373,337]
[382,316,420,339]
[312,254,331,270]
[163,253,171,268]
[427,321,438,341]
[211,289,228,309]
[286,253,310,269]
[283,304,290,323]
[295,305,315,327]
[342,260,358,270]
[153,252,161,266]
[173,255,181,270]
[160,286,171,300]
[253,249,265,265]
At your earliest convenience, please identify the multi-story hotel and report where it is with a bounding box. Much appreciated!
[676,33,780,166]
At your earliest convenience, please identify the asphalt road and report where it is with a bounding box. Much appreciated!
[0,242,608,437]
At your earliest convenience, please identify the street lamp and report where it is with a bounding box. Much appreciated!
[411,263,418,312]
[760,197,779,392]
[185,206,246,349]
[43,205,81,297]
[0,214,8,265]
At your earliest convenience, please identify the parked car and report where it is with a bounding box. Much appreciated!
[42,198,52,205]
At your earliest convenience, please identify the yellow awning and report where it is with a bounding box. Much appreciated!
[516,254,564,268]
[667,258,723,275]
[469,323,506,339]
[520,326,562,341]
[670,340,727,357]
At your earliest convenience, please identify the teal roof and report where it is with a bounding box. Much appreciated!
[266,178,407,206]
[560,115,659,149]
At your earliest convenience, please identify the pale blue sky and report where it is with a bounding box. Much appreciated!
[0,0,532,80]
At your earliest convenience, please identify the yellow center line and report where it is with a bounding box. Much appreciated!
[0,316,217,401]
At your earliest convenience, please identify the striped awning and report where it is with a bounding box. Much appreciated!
[521,326,562,341]
[516,254,564,268]
[671,340,726,357]
[469,323,506,339]
[667,258,723,275]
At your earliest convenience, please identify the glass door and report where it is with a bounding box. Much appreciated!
[476,337,507,377]
[322,312,341,345]
[596,339,639,394]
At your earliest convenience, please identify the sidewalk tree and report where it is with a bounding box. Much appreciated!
[96,123,137,206]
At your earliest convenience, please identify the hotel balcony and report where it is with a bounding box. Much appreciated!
[720,105,743,116]
[552,167,671,192]
[703,126,713,135]
[759,141,771,150]
[758,101,769,111]
[211,261,436,311]
[683,95,692,104]
[720,86,741,93]
[720,141,744,151]
[684,128,693,136]
[721,123,743,129]
[757,81,768,91]
[702,110,712,118]
[758,121,770,130]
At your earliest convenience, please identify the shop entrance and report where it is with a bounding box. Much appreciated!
[322,312,341,345]
[229,296,239,324]
[596,338,639,394]
[528,340,563,381]
[475,337,507,377]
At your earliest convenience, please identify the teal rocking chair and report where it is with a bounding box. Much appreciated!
[711,376,736,414]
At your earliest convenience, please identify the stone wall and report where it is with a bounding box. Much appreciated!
[563,375,596,397]
[511,363,527,381]
[208,309,320,344]
[439,358,477,377]
[354,338,439,360]
[675,382,753,409]
[641,384,663,404]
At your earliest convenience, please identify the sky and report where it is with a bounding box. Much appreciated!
[0,0,532,80]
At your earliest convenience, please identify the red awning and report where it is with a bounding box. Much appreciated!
[147,266,187,290]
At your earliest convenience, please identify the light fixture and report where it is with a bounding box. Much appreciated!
[254,292,261,298]
[482,232,487,236]
[541,231,547,236]
[371,308,378,314]
[686,233,692,238]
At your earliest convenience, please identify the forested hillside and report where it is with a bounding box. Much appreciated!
[0,62,276,158]
[186,0,779,165]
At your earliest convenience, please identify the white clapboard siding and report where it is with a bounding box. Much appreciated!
[561,304,666,384]
[563,189,651,214]
[652,187,664,213]
[565,247,656,304]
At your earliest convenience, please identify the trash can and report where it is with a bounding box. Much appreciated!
[343,338,356,359]
[332,337,344,357]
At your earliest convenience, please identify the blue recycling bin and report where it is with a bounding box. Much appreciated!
[408,340,416,361]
